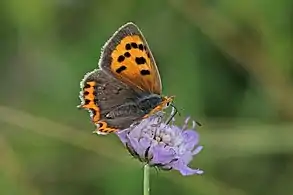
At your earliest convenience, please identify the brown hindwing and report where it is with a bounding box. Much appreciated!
[79,69,144,134]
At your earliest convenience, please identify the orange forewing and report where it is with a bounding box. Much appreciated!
[110,35,162,94]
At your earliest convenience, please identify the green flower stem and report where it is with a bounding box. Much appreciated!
[143,164,150,195]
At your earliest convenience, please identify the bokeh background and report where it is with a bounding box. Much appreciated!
[1,0,293,195]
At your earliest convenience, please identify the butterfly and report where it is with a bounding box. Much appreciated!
[78,22,174,135]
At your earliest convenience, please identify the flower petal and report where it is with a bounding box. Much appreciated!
[150,145,176,165]
[182,130,199,149]
[116,131,128,145]
[179,166,204,176]
[192,145,203,156]
[127,135,149,157]
[171,160,203,176]
[179,151,193,164]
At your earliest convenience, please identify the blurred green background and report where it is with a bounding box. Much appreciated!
[1,0,293,195]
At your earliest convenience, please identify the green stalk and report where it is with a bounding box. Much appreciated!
[143,164,150,195]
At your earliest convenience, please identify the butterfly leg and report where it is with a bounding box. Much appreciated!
[143,104,165,119]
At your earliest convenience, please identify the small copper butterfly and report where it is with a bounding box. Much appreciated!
[78,22,174,135]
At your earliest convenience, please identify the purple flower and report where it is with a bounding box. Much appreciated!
[116,112,203,176]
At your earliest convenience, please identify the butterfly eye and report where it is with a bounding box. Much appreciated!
[166,101,171,107]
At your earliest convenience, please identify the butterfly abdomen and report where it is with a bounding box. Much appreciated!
[105,103,144,119]
[105,94,163,121]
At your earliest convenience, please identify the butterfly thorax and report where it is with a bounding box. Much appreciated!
[137,94,165,112]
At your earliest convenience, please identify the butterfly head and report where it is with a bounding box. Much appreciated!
[161,95,175,109]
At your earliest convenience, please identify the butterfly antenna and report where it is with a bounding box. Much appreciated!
[196,121,202,127]
[167,104,202,127]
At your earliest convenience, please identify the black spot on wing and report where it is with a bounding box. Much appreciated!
[138,44,144,51]
[84,83,91,89]
[117,55,125,62]
[85,99,90,105]
[124,52,131,58]
[140,70,150,75]
[131,42,138,48]
[135,57,146,65]
[116,65,127,73]
[125,43,131,50]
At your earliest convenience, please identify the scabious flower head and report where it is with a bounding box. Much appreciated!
[116,111,203,176]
